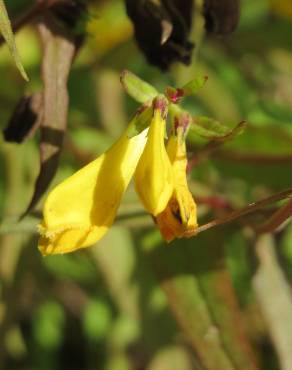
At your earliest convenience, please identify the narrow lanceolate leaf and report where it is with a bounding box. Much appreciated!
[120,70,158,104]
[191,116,246,141]
[23,16,76,216]
[0,0,28,81]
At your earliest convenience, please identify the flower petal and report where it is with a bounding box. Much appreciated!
[38,125,148,255]
[156,132,198,241]
[134,98,173,216]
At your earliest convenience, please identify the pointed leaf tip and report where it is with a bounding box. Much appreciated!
[190,117,247,141]
[0,0,29,81]
[182,76,208,96]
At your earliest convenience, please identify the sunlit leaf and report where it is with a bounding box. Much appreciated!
[0,0,28,80]
[120,70,158,104]
[182,76,208,96]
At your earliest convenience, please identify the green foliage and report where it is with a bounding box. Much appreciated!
[83,299,112,341]
[181,76,208,96]
[0,1,292,370]
[33,301,65,350]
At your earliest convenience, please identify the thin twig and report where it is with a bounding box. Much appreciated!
[190,188,292,236]
[255,198,292,234]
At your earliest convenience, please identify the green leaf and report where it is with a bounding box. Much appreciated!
[83,299,112,341]
[166,77,207,104]
[120,70,158,103]
[190,116,246,141]
[0,0,28,81]
[33,301,65,350]
[182,76,208,96]
[259,99,292,122]
[126,105,153,138]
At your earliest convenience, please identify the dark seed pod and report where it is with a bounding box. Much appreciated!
[125,0,194,71]
[3,93,43,143]
[203,0,240,35]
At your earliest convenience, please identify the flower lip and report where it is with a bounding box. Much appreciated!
[155,116,198,242]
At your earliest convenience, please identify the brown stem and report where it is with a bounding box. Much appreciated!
[189,188,292,236]
[255,198,292,234]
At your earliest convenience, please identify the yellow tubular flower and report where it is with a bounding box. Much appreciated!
[156,117,198,242]
[38,118,149,256]
[134,97,174,216]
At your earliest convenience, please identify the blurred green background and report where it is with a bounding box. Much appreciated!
[1,1,292,369]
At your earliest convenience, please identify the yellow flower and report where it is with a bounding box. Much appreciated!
[135,100,173,216]
[155,117,198,242]
[38,97,173,255]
